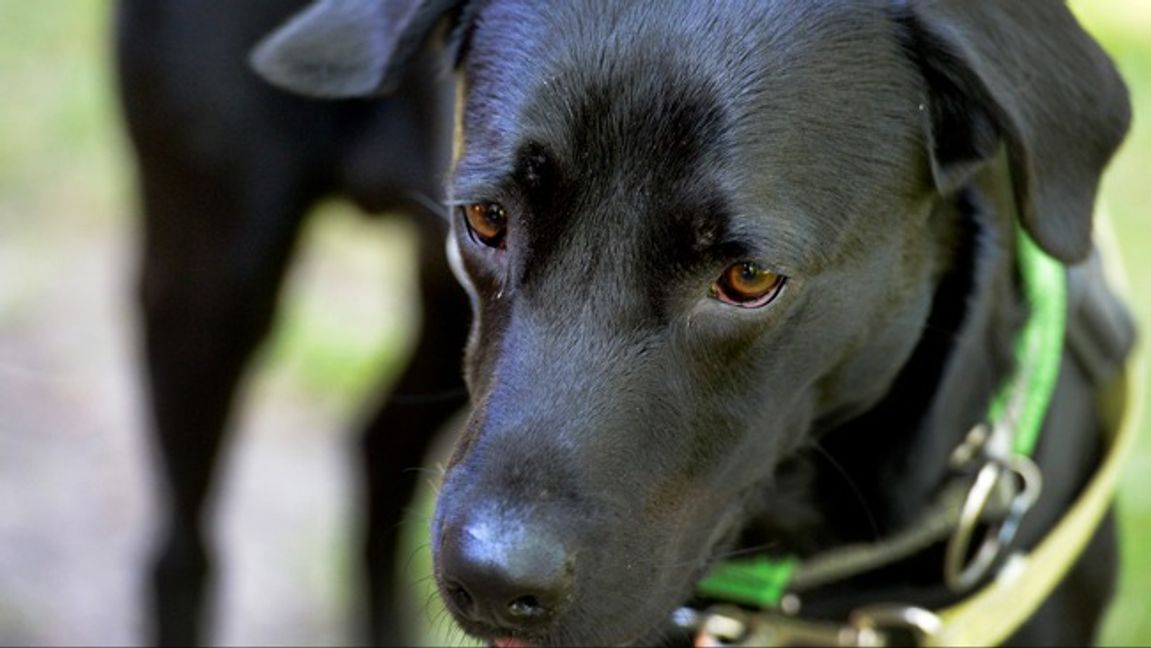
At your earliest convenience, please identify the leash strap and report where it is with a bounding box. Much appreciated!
[989,231,1067,457]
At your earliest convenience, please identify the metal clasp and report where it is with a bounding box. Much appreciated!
[678,603,944,647]
[945,425,1043,591]
[681,604,884,647]
[849,605,943,647]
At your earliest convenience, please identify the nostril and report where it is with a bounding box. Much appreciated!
[438,518,571,630]
[446,581,475,614]
[507,594,546,619]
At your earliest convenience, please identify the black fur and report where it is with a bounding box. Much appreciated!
[118,0,1134,645]
[115,1,463,644]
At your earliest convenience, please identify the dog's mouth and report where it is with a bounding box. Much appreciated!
[483,625,674,648]
[439,575,691,647]
[438,601,552,648]
[441,554,724,648]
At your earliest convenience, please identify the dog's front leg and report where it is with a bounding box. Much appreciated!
[133,157,314,646]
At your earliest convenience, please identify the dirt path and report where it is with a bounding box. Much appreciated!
[0,206,425,646]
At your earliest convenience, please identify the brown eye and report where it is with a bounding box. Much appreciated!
[711,262,786,308]
[462,202,507,249]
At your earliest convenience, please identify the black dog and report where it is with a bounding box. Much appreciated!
[115,1,464,644]
[120,0,1135,646]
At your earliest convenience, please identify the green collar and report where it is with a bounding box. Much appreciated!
[696,230,1067,608]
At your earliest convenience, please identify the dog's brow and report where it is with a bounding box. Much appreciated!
[717,212,826,274]
[449,163,512,203]
[514,141,558,194]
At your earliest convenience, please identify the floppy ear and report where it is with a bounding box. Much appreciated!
[897,1,1131,262]
[250,0,468,98]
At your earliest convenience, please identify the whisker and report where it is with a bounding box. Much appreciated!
[403,189,449,217]
[402,541,432,579]
[386,387,470,404]
[398,508,432,526]
[810,441,881,541]
[694,540,782,567]
[403,465,446,478]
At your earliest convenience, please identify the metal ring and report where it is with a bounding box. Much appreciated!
[944,455,1043,592]
[992,455,1043,558]
[945,460,1003,591]
[850,604,942,647]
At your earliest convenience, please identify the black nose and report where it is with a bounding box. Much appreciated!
[439,519,571,631]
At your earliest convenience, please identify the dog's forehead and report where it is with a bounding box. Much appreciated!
[455,0,927,271]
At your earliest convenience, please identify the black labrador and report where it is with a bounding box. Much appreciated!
[117,1,1135,646]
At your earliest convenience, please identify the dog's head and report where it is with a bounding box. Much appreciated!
[255,1,1128,644]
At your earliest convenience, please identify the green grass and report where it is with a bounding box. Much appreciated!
[1,0,1148,644]
[0,1,126,226]
[1068,2,1151,645]
[259,202,418,415]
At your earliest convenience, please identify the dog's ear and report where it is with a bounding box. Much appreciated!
[897,1,1131,262]
[250,0,469,98]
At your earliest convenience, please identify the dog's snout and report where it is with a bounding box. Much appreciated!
[439,517,572,632]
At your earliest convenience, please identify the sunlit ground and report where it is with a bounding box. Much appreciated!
[0,1,1148,645]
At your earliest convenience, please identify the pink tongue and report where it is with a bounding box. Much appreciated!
[493,638,530,648]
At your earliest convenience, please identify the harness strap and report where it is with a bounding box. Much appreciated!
[790,481,980,593]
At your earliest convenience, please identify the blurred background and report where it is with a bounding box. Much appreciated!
[0,1,1147,645]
